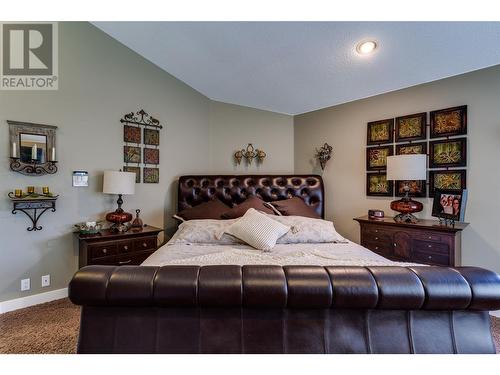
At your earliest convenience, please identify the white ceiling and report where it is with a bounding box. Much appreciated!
[93,22,500,115]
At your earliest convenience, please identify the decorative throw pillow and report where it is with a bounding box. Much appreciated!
[266,215,347,244]
[221,196,275,219]
[224,208,290,251]
[265,197,320,219]
[168,219,243,245]
[176,199,231,220]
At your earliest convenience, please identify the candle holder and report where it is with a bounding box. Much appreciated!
[9,157,58,176]
[7,120,58,176]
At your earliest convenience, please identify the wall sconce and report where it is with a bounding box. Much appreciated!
[315,143,333,170]
[234,143,266,165]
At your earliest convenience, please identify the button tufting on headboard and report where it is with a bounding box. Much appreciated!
[177,175,325,218]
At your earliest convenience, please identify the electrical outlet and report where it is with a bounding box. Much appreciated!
[21,278,30,291]
[41,274,50,287]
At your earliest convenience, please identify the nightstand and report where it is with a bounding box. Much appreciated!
[354,216,468,266]
[77,225,163,268]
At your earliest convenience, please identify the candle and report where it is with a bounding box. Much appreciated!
[31,144,37,161]
[27,186,35,194]
[51,147,56,161]
[42,187,49,195]
[12,142,17,158]
[14,189,22,198]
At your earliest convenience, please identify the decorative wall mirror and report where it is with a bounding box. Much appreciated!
[7,120,58,176]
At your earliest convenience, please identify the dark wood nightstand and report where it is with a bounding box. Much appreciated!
[354,216,468,266]
[77,225,163,268]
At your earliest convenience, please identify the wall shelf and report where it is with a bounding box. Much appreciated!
[9,196,58,231]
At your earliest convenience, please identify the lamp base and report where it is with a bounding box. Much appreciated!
[390,192,423,224]
[109,222,130,232]
[394,212,419,224]
[105,194,132,232]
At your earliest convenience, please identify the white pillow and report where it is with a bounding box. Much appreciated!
[267,215,348,244]
[224,208,290,251]
[168,219,243,245]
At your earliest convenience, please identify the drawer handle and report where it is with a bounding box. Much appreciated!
[123,245,128,250]
[143,242,148,248]
[375,246,379,250]
[375,237,379,240]
[428,236,432,239]
[394,243,397,247]
[102,248,107,254]
[428,255,432,260]
[119,260,131,265]
[428,244,432,248]
[375,230,378,233]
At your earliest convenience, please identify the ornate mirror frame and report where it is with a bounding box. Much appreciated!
[7,120,58,176]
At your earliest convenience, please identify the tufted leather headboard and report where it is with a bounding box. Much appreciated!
[177,175,325,219]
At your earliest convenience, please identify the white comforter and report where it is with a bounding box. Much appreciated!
[142,240,416,267]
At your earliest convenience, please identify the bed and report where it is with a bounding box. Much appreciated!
[69,175,500,354]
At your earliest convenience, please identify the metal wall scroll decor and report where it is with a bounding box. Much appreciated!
[7,120,58,176]
[315,143,333,170]
[234,143,266,165]
[120,109,163,184]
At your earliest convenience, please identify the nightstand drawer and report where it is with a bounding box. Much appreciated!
[133,237,157,252]
[412,250,450,266]
[362,239,393,256]
[89,250,154,266]
[413,239,449,255]
[363,232,392,245]
[117,240,134,253]
[89,243,118,259]
[414,233,443,242]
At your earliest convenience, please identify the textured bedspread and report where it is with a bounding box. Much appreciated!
[142,241,417,267]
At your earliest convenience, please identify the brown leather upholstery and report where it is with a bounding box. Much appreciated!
[178,175,325,219]
[69,265,500,354]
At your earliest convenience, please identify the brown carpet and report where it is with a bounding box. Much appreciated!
[0,298,499,354]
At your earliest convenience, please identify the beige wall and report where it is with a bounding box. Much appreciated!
[209,101,294,174]
[295,64,500,273]
[0,22,294,303]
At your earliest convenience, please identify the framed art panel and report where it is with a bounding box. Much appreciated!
[124,146,141,164]
[429,138,466,168]
[144,128,160,146]
[396,141,427,155]
[124,125,141,144]
[429,170,466,197]
[123,166,141,183]
[395,180,426,197]
[430,105,467,138]
[367,118,394,145]
[143,148,160,165]
[144,167,159,183]
[395,112,426,142]
[367,173,393,196]
[366,145,393,171]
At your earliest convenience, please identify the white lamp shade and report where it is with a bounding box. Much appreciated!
[103,171,136,195]
[386,154,427,181]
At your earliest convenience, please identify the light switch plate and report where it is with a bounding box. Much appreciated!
[41,274,50,287]
[21,278,30,291]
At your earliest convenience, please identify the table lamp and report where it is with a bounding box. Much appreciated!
[103,170,136,232]
[386,154,427,223]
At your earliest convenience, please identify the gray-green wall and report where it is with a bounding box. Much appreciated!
[295,64,500,274]
[0,22,294,303]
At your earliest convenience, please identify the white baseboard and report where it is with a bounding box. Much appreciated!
[491,310,500,318]
[0,288,68,314]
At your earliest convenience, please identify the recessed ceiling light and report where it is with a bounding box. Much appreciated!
[356,40,377,55]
